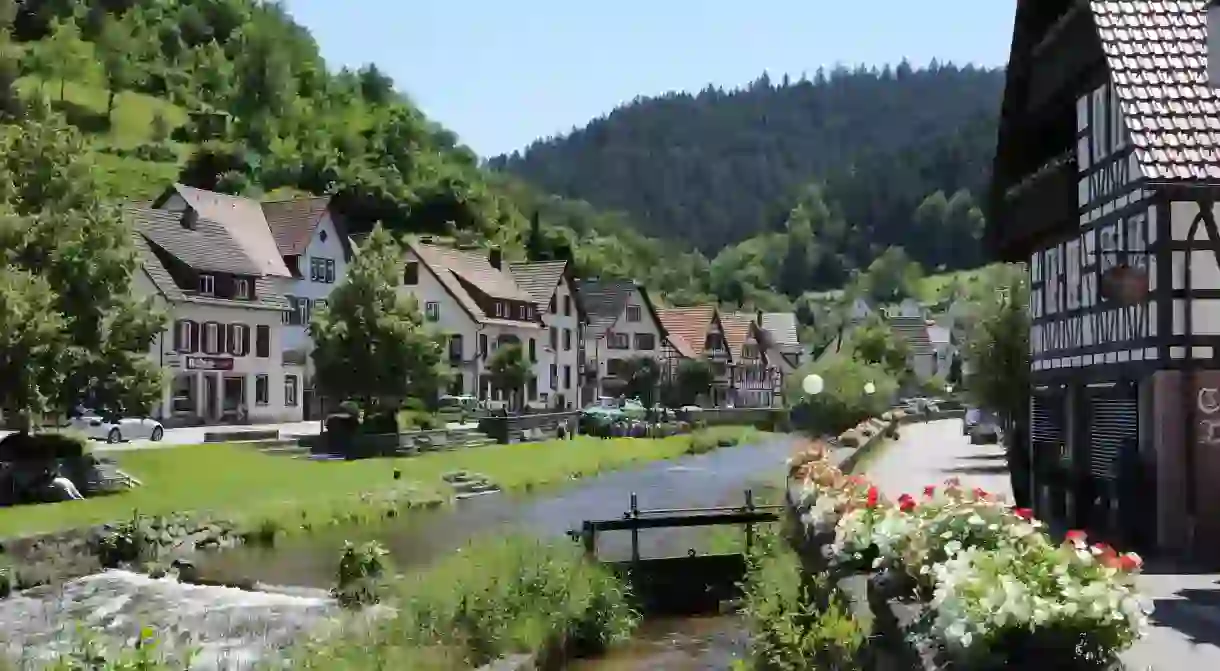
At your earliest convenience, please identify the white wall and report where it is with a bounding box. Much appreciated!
[282,212,350,362]
[539,275,581,408]
[586,287,665,397]
[399,248,481,397]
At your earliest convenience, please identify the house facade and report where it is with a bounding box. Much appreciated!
[400,240,547,405]
[260,196,353,417]
[129,208,301,426]
[658,306,735,406]
[986,1,1220,558]
[578,279,668,402]
[511,260,585,409]
[722,312,779,407]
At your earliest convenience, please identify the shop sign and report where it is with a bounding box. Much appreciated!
[186,356,234,371]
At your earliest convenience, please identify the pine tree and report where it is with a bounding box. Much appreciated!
[526,209,545,261]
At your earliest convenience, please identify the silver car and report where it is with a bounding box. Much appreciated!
[69,409,164,444]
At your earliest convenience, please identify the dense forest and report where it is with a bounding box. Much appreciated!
[0,0,1003,315]
[493,64,1004,293]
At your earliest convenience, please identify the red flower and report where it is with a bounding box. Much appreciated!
[1092,542,1116,558]
[898,493,916,512]
[1117,553,1143,572]
[973,487,989,500]
[1065,529,1088,545]
[1012,507,1034,521]
[866,486,879,508]
[923,485,936,499]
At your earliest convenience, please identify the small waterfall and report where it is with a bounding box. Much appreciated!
[0,570,339,669]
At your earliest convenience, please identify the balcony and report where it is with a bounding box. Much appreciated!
[1024,5,1102,115]
[990,151,1076,259]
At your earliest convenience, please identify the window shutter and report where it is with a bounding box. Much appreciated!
[173,320,184,352]
[187,320,199,353]
[225,324,236,355]
[242,325,251,357]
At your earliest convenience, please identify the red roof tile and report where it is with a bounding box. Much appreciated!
[658,306,716,358]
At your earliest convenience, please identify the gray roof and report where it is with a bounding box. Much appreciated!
[163,184,293,278]
[760,312,800,348]
[128,208,288,312]
[578,279,637,333]
[887,316,934,355]
[1092,0,1220,180]
[509,260,569,310]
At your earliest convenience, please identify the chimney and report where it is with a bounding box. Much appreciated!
[1212,1,1220,87]
[180,208,198,230]
[489,246,502,270]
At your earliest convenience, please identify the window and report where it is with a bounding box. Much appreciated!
[607,332,629,349]
[528,338,537,362]
[403,261,419,285]
[518,304,529,320]
[198,274,215,295]
[203,322,220,354]
[550,364,558,388]
[170,374,195,414]
[563,329,572,351]
[606,358,627,377]
[285,375,299,406]
[229,324,249,356]
[256,325,270,358]
[550,327,558,349]
[310,257,333,282]
[255,374,269,406]
[550,295,557,313]
[563,365,571,389]
[284,296,311,326]
[313,299,327,313]
[494,302,505,318]
[449,335,463,362]
[478,334,488,358]
[626,305,641,322]
[173,320,197,353]
[563,296,572,316]
[425,301,440,321]
[235,278,250,299]
[635,333,656,350]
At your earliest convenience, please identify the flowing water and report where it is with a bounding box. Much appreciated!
[0,436,795,669]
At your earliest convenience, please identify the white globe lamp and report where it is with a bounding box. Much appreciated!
[863,381,876,396]
[802,374,824,396]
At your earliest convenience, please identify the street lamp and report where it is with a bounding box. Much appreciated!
[802,373,824,397]
[863,381,876,396]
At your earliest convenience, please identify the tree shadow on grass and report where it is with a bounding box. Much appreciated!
[51,99,110,134]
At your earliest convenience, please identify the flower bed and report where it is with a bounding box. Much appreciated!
[786,445,1149,669]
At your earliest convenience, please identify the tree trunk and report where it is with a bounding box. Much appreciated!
[59,77,65,102]
[107,88,116,121]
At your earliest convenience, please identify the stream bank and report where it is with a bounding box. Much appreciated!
[0,433,795,669]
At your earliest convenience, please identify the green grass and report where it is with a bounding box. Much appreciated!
[18,76,189,148]
[0,427,762,538]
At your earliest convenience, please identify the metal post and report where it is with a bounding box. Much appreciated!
[744,489,756,554]
[582,520,597,557]
[630,492,640,562]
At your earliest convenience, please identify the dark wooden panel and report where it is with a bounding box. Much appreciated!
[1025,8,1104,114]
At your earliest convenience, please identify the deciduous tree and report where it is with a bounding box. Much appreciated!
[40,17,94,101]
[486,343,531,411]
[310,225,449,412]
[96,14,140,121]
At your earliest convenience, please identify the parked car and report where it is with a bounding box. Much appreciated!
[964,408,1001,444]
[68,409,164,444]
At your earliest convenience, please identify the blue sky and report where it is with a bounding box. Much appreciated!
[282,1,1016,158]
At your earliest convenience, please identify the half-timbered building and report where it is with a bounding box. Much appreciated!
[988,0,1220,559]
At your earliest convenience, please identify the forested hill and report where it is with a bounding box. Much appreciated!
[491,63,1005,271]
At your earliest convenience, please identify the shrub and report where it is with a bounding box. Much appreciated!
[334,540,391,608]
[788,356,897,435]
[0,430,90,461]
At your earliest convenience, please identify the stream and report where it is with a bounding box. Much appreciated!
[0,436,795,669]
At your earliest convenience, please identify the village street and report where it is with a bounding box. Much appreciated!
[869,419,1220,670]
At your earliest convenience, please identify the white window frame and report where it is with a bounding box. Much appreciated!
[626,305,641,322]
[284,375,299,407]
[176,320,193,352]
[203,322,219,354]
[235,278,250,299]
[198,274,215,295]
[255,374,269,406]
[231,324,248,356]
[425,301,440,321]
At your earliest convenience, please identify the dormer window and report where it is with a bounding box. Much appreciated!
[518,304,528,320]
[235,278,250,299]
[198,274,215,295]
[494,302,505,318]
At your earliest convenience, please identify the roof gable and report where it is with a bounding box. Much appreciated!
[509,260,569,310]
[155,183,293,278]
[658,305,716,358]
[260,196,332,257]
[579,279,636,334]
[760,312,800,348]
[407,241,539,327]
[719,312,756,361]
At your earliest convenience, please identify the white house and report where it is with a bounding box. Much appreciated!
[400,239,547,403]
[128,207,302,426]
[578,279,668,401]
[510,260,585,409]
[260,196,353,416]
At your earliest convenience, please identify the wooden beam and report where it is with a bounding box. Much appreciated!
[584,510,780,533]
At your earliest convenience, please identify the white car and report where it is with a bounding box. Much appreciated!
[69,410,164,444]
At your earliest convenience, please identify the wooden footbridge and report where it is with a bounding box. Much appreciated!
[569,490,784,615]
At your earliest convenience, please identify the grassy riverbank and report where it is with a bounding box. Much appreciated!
[0,426,763,538]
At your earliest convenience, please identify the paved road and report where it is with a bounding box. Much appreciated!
[869,419,1220,670]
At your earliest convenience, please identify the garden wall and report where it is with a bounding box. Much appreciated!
[478,411,581,444]
[693,407,790,431]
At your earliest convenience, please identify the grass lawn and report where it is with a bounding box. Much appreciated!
[0,428,762,538]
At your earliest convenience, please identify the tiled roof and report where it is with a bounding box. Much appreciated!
[658,306,716,358]
[260,196,331,256]
[165,184,293,278]
[720,313,756,361]
[761,312,800,348]
[1091,0,1220,180]
[410,241,541,328]
[578,279,636,335]
[128,207,262,276]
[887,316,935,355]
[509,260,569,310]
[128,212,288,312]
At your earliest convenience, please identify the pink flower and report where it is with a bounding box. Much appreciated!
[1118,553,1143,573]
[1012,507,1034,521]
[923,485,936,499]
[1065,529,1088,547]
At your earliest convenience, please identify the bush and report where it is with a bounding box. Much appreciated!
[789,356,897,435]
[334,540,392,608]
[0,430,90,461]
